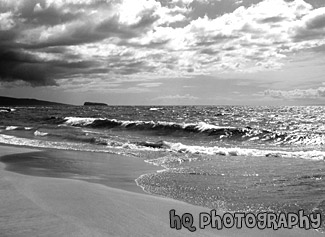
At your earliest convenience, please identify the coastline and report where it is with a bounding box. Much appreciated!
[0,144,322,236]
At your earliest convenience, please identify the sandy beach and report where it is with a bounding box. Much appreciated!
[0,144,322,237]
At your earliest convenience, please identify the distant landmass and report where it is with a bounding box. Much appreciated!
[84,102,108,106]
[0,96,70,106]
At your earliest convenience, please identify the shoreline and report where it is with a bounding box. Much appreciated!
[0,144,323,236]
[0,144,161,194]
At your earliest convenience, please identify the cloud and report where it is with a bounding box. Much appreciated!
[0,45,60,86]
[264,87,325,99]
[0,0,325,89]
[154,94,198,100]
[292,7,325,41]
[172,0,222,4]
[176,0,317,72]
[0,12,15,30]
[0,0,192,86]
[137,82,162,87]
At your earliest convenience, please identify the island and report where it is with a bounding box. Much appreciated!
[0,96,70,106]
[83,102,108,106]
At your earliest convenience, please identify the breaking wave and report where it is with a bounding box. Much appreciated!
[1,132,324,161]
[61,117,325,146]
[136,140,325,161]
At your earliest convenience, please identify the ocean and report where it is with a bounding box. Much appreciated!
[0,105,325,230]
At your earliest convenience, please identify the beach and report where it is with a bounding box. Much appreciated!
[0,144,322,237]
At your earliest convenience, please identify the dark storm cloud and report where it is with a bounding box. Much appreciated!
[0,1,93,85]
[0,47,57,86]
[0,12,56,86]
[0,30,17,42]
[0,23,100,86]
[0,0,162,86]
[0,28,104,86]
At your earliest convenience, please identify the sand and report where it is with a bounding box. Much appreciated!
[0,145,322,237]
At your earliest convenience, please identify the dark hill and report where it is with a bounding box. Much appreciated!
[0,96,70,106]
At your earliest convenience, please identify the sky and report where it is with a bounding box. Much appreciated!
[0,0,324,105]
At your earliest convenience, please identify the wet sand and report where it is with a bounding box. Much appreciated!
[0,144,322,237]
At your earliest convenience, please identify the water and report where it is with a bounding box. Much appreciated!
[1,105,325,230]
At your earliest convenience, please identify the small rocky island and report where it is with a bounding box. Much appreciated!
[83,102,108,106]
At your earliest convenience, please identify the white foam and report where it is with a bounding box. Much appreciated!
[248,136,259,141]
[192,122,235,132]
[5,126,18,130]
[120,120,139,127]
[161,141,325,161]
[145,156,196,168]
[1,131,324,161]
[34,130,48,136]
[64,117,102,126]
[0,134,126,155]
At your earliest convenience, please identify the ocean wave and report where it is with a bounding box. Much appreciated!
[136,140,325,161]
[63,117,99,126]
[61,117,325,146]
[106,139,325,161]
[32,129,110,145]
[1,131,324,161]
[0,134,135,156]
[63,117,260,137]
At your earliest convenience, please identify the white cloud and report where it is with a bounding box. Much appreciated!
[171,0,194,5]
[0,12,15,30]
[154,94,198,100]
[264,87,325,99]
[137,82,162,87]
[117,0,159,25]
[175,0,222,3]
